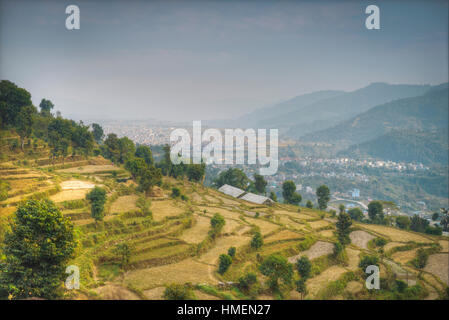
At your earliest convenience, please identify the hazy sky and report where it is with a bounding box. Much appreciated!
[0,0,448,121]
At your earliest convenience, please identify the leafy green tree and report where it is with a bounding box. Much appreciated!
[218,254,233,274]
[316,185,330,210]
[368,201,384,223]
[306,200,313,209]
[251,231,263,249]
[254,174,267,194]
[431,212,439,221]
[410,215,429,233]
[347,207,364,221]
[91,123,104,143]
[238,272,258,293]
[39,99,54,117]
[135,145,153,165]
[336,211,352,246]
[48,117,72,164]
[259,254,293,290]
[0,199,76,299]
[125,157,148,179]
[269,191,277,202]
[214,168,250,190]
[0,80,32,126]
[138,166,162,196]
[210,213,225,237]
[296,278,307,299]
[71,121,94,157]
[118,137,135,164]
[187,163,206,182]
[86,186,107,222]
[296,256,312,279]
[171,187,181,198]
[162,144,172,176]
[339,204,345,215]
[103,133,121,163]
[16,105,36,150]
[282,180,302,205]
[228,247,236,258]
[113,243,131,268]
[396,215,411,229]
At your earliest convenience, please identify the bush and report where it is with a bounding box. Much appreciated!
[413,248,429,269]
[228,247,236,258]
[359,255,379,275]
[163,283,195,300]
[218,254,232,274]
[250,231,263,249]
[171,187,181,198]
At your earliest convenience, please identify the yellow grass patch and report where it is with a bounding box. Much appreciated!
[197,206,241,220]
[57,164,119,173]
[124,258,217,290]
[424,253,449,285]
[358,224,433,243]
[345,281,363,294]
[222,218,242,234]
[110,195,139,213]
[143,287,165,300]
[50,189,89,202]
[151,200,185,221]
[319,229,335,238]
[346,248,361,270]
[180,215,211,244]
[275,210,316,220]
[204,195,220,204]
[391,248,419,265]
[438,240,449,252]
[245,217,280,235]
[264,230,303,243]
[306,266,347,298]
[278,216,308,231]
[60,180,95,190]
[308,220,331,230]
[93,284,140,300]
[384,242,403,252]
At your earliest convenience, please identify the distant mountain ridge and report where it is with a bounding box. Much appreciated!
[302,85,448,146]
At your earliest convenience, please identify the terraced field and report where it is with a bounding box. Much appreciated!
[1,156,448,301]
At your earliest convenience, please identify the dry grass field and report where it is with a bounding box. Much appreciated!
[358,224,433,243]
[308,220,331,230]
[264,230,303,243]
[197,235,251,265]
[57,164,120,173]
[391,248,419,265]
[306,266,347,298]
[179,215,211,244]
[424,253,449,285]
[110,195,139,213]
[50,189,90,202]
[349,230,375,249]
[151,200,186,221]
[288,241,334,263]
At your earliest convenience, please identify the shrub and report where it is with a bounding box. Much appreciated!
[163,283,195,300]
[359,255,379,275]
[218,254,232,274]
[171,187,181,198]
[250,231,263,249]
[296,256,312,279]
[228,247,236,258]
[413,248,429,269]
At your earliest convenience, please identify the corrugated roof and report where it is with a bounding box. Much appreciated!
[239,192,273,205]
[218,184,246,198]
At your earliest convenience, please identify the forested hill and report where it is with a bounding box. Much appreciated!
[301,85,449,147]
[339,128,449,166]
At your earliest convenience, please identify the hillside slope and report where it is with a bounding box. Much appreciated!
[302,86,449,147]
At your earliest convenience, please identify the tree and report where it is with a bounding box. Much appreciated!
[86,186,107,222]
[103,133,121,163]
[210,213,225,237]
[138,166,162,196]
[259,254,293,290]
[187,163,206,182]
[359,255,379,274]
[296,278,307,299]
[39,99,54,117]
[218,254,233,274]
[113,243,131,268]
[431,212,439,221]
[0,199,76,299]
[161,144,172,176]
[348,208,364,221]
[214,168,250,190]
[0,80,32,127]
[228,247,236,258]
[368,201,384,223]
[282,180,302,205]
[336,211,352,246]
[125,157,148,179]
[306,200,313,209]
[339,204,345,215]
[316,185,330,210]
[410,215,429,233]
[396,215,411,229]
[47,117,72,164]
[251,231,263,249]
[135,145,153,165]
[16,105,36,150]
[238,272,258,293]
[269,191,277,202]
[254,174,267,195]
[118,137,135,164]
[296,256,311,279]
[71,121,94,157]
[91,123,104,143]
[413,248,429,269]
